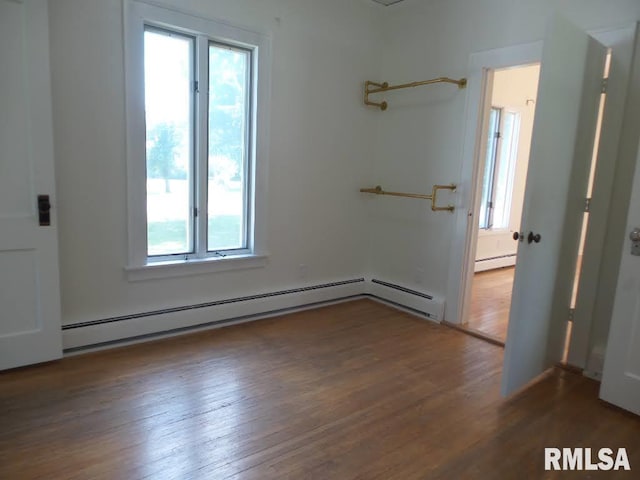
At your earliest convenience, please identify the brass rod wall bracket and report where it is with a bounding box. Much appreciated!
[364,77,467,111]
[364,81,390,111]
[430,184,457,212]
[360,184,457,212]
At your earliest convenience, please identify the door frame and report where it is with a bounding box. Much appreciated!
[445,40,542,329]
[446,25,637,370]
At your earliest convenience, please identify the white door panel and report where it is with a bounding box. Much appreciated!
[0,0,62,370]
[600,146,640,416]
[501,16,606,396]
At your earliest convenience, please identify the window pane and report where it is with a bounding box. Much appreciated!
[479,108,501,229]
[492,111,520,229]
[208,44,250,251]
[144,28,194,256]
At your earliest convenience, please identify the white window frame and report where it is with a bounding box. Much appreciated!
[492,108,520,230]
[124,1,271,281]
[478,106,520,232]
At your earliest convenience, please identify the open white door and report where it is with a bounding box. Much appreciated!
[600,145,640,416]
[501,16,607,396]
[0,0,62,370]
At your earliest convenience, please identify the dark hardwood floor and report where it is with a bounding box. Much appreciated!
[1,299,638,479]
[466,266,515,343]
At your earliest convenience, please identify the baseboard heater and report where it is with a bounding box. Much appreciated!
[62,277,443,352]
[62,278,366,352]
[476,253,517,262]
[367,278,444,321]
[475,254,516,272]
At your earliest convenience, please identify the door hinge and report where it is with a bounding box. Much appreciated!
[193,207,198,218]
[584,197,592,212]
[194,81,199,93]
[568,308,575,323]
[601,78,608,94]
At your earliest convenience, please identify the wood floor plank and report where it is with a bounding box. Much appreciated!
[0,299,638,479]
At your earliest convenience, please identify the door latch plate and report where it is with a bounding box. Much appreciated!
[38,195,51,226]
[630,228,640,256]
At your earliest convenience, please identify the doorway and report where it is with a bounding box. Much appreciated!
[444,24,634,398]
[459,51,610,352]
[463,64,541,344]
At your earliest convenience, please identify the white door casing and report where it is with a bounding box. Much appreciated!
[501,16,607,396]
[0,0,62,370]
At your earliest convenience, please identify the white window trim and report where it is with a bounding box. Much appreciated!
[125,253,269,282]
[123,0,271,280]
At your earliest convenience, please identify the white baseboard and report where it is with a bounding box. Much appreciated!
[62,277,443,352]
[474,255,516,272]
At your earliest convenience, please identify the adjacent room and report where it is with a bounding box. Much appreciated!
[2,0,640,477]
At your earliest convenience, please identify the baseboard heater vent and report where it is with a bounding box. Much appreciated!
[371,279,433,299]
[62,277,445,352]
[476,254,516,262]
[63,278,365,331]
[368,278,443,321]
[475,254,516,272]
[62,278,367,351]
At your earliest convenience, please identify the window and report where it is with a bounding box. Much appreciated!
[125,2,270,278]
[144,29,251,258]
[144,28,195,257]
[478,107,520,230]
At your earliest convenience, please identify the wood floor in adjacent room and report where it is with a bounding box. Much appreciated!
[466,266,515,342]
[1,299,638,479]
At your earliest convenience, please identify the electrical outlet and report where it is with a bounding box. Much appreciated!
[298,264,309,280]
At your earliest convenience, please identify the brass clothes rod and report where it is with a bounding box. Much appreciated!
[364,77,467,111]
[360,184,457,212]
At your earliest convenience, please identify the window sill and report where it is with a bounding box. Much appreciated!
[125,253,269,282]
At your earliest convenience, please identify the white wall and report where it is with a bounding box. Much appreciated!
[475,65,539,267]
[370,0,640,365]
[46,0,640,373]
[49,0,383,326]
